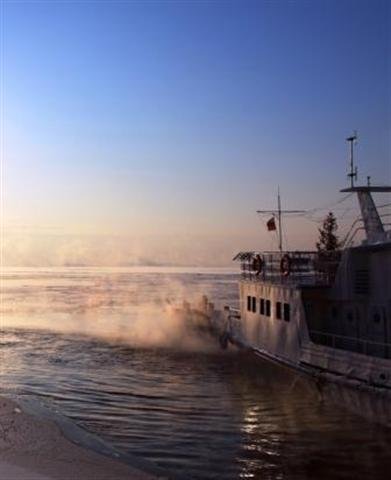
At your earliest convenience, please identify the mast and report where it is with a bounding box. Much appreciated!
[257,191,305,252]
[346,131,358,188]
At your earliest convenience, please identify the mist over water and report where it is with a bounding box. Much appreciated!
[1,267,391,479]
[0,266,238,350]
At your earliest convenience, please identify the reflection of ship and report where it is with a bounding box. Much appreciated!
[187,137,391,426]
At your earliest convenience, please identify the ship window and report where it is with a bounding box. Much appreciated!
[247,296,251,311]
[347,311,354,322]
[252,297,256,313]
[260,298,265,315]
[331,306,338,319]
[276,302,282,320]
[283,303,290,322]
[354,269,370,295]
[266,300,271,317]
[373,312,381,324]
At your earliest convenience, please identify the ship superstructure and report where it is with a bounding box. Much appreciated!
[187,137,391,425]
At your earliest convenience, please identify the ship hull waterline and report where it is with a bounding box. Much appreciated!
[227,333,391,429]
[176,305,391,428]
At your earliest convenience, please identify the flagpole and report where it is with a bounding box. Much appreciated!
[257,198,305,253]
[277,187,282,252]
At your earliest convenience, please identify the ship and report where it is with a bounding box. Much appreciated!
[182,135,391,427]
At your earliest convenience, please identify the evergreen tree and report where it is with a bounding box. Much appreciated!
[316,212,341,253]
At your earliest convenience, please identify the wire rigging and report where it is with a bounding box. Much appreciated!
[256,190,389,251]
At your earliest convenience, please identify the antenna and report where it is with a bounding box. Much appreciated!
[346,131,358,188]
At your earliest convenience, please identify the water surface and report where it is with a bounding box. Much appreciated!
[1,268,390,479]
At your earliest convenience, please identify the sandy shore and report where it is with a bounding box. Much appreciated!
[0,395,162,479]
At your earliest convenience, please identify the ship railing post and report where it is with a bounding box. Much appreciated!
[271,253,274,281]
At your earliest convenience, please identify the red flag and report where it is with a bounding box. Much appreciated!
[267,217,276,231]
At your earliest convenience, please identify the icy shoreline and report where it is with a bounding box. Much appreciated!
[0,395,163,480]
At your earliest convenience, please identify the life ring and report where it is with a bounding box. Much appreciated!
[252,254,263,276]
[280,254,291,276]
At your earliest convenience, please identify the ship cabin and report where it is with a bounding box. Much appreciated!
[234,185,391,364]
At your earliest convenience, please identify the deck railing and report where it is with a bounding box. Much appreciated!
[310,329,391,360]
[234,250,340,286]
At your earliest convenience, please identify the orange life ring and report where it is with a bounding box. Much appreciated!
[252,254,263,276]
[280,254,291,276]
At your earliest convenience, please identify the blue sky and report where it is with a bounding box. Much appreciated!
[2,0,390,265]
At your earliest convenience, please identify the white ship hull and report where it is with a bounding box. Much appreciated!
[184,277,391,428]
